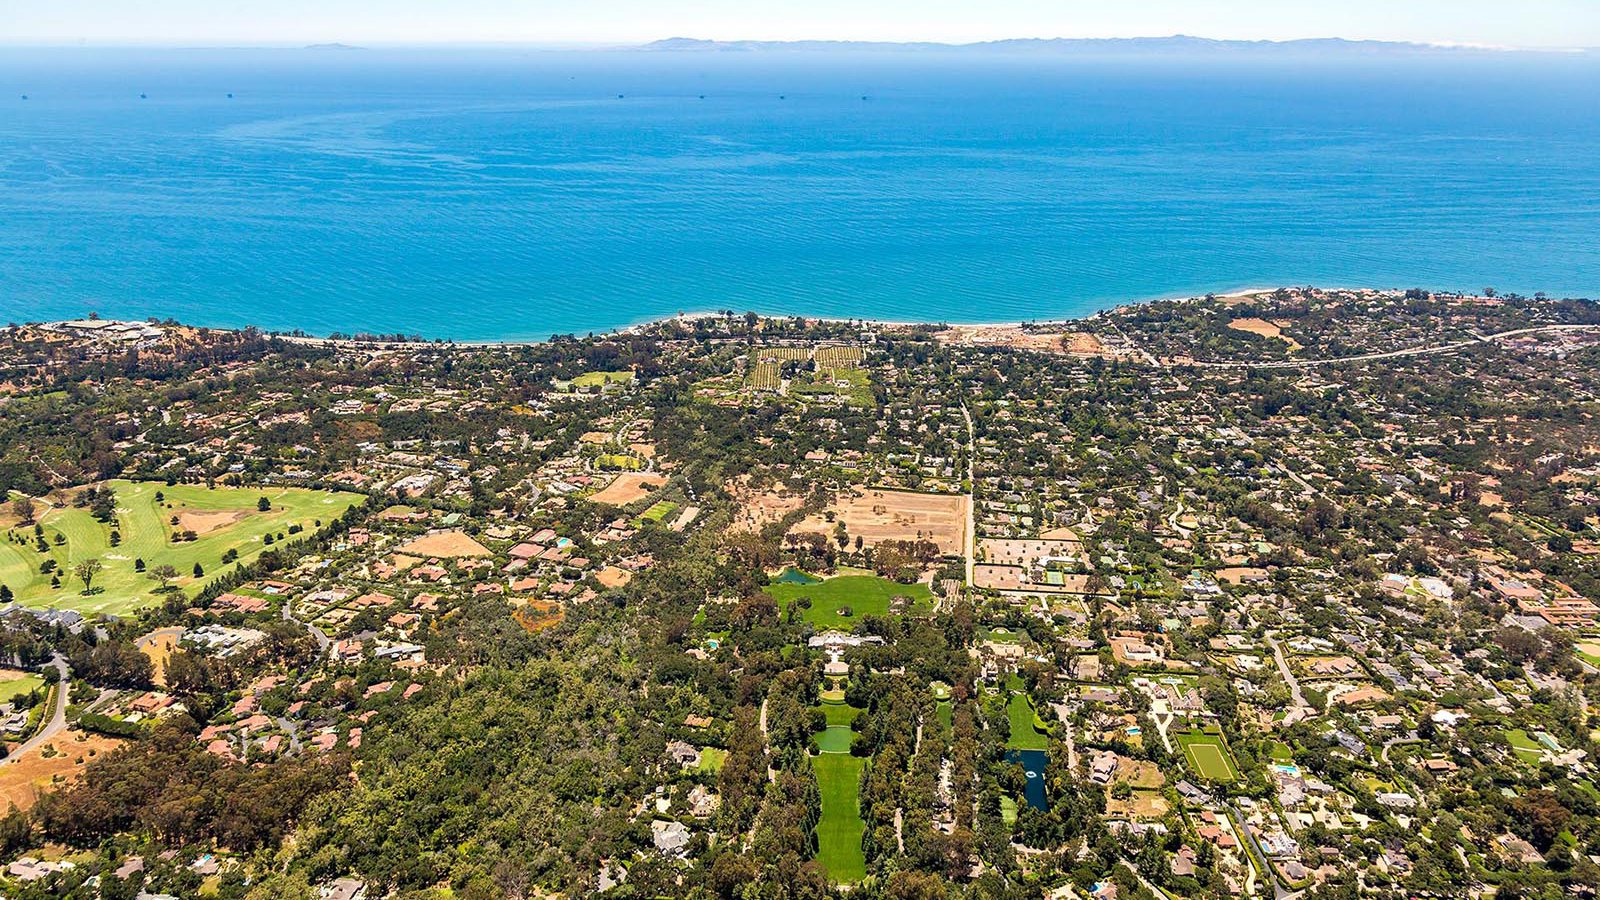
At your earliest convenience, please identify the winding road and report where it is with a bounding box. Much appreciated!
[3,654,70,764]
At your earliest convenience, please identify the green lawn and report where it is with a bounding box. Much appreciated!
[0,480,361,617]
[638,500,679,523]
[1006,691,1050,750]
[0,672,43,703]
[813,746,867,882]
[815,725,854,754]
[1177,728,1240,782]
[569,371,634,389]
[697,747,728,774]
[790,367,873,407]
[764,574,934,630]
[1506,728,1544,765]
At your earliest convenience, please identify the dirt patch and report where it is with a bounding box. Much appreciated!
[175,509,249,536]
[728,477,804,532]
[936,324,1116,357]
[0,732,125,811]
[395,530,493,558]
[791,488,969,556]
[589,473,666,507]
[136,627,184,687]
[1228,317,1303,351]
[1106,789,1170,820]
[1115,757,1166,789]
[596,566,633,589]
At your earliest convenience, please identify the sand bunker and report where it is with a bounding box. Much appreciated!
[175,509,249,535]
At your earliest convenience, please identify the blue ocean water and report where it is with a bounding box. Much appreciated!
[1,47,1597,340]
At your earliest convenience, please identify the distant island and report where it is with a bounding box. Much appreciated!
[641,35,1542,55]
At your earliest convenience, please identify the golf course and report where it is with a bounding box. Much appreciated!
[1,480,361,617]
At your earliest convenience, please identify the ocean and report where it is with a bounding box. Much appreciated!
[1,47,1597,340]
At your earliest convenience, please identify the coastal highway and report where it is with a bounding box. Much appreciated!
[276,322,1600,375]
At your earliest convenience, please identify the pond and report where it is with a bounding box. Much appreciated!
[1006,748,1050,811]
[774,567,822,585]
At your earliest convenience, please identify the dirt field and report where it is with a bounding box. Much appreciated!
[0,732,124,811]
[936,324,1112,357]
[791,488,969,556]
[136,627,184,686]
[596,566,633,589]
[175,509,249,535]
[1106,789,1170,819]
[978,538,1084,566]
[974,564,1099,594]
[1228,317,1304,351]
[728,478,804,532]
[396,529,493,558]
[589,473,666,507]
[1116,756,1166,789]
[579,431,614,445]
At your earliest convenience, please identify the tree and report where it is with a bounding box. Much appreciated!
[147,565,179,592]
[0,584,11,603]
[258,496,272,512]
[192,562,204,578]
[9,497,35,526]
[75,559,102,591]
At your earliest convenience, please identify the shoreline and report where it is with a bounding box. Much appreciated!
[36,284,1518,350]
[263,285,1299,348]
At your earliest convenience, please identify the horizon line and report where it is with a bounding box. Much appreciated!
[0,34,1593,53]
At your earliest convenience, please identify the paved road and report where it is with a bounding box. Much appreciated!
[283,596,331,657]
[1265,632,1311,725]
[961,403,976,588]
[1227,804,1300,900]
[3,654,69,764]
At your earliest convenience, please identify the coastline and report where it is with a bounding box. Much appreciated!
[262,285,1296,348]
[37,283,1546,350]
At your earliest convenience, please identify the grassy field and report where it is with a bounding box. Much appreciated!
[697,747,728,774]
[813,721,867,883]
[595,453,645,471]
[568,371,634,389]
[1177,728,1240,782]
[638,500,679,524]
[790,367,873,407]
[765,574,934,630]
[1506,728,1544,765]
[0,672,43,703]
[1006,691,1050,750]
[0,480,360,617]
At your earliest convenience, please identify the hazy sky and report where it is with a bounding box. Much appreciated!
[6,0,1597,48]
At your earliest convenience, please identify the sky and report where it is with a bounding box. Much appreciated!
[4,0,1597,49]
